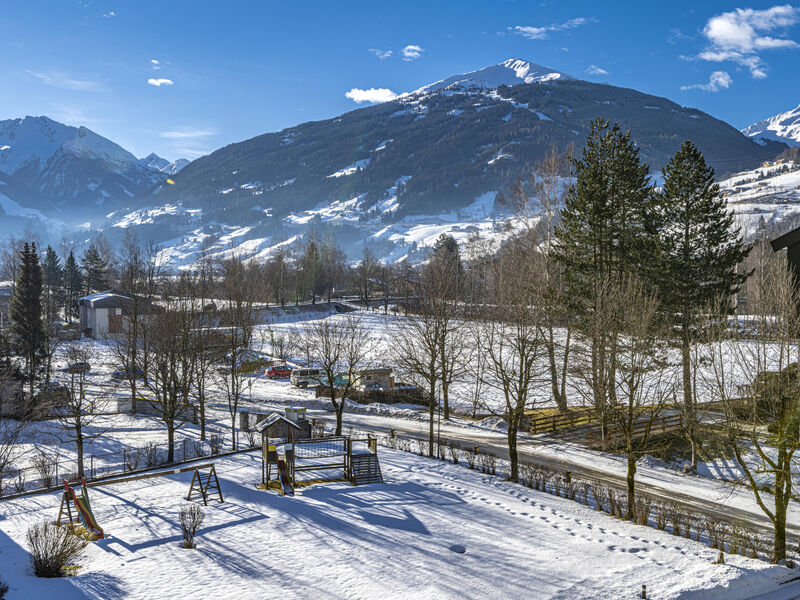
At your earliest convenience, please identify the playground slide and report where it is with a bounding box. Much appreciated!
[276,457,294,496]
[67,484,105,540]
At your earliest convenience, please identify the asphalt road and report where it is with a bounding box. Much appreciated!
[295,405,800,544]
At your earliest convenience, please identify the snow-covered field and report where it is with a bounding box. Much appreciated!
[0,447,793,599]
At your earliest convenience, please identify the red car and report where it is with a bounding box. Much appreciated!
[265,365,293,379]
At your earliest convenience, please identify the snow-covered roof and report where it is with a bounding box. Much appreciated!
[78,290,134,309]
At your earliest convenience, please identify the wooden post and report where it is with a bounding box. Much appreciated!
[641,584,646,599]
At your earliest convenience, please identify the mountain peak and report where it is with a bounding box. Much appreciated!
[412,58,574,95]
[742,104,800,147]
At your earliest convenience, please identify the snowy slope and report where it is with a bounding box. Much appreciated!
[412,58,574,94]
[0,449,790,599]
[719,160,800,237]
[742,104,800,147]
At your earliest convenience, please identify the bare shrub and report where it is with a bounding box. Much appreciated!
[124,448,143,472]
[580,482,592,505]
[608,490,620,517]
[684,512,697,540]
[519,464,534,488]
[654,503,668,530]
[666,503,684,536]
[562,473,577,501]
[447,441,459,465]
[416,440,429,456]
[32,451,56,489]
[705,519,723,549]
[398,439,412,453]
[193,440,209,458]
[209,434,223,455]
[591,485,610,513]
[634,495,653,526]
[144,442,160,467]
[747,530,765,559]
[180,504,205,549]
[463,447,476,469]
[244,428,258,448]
[437,441,447,461]
[485,454,497,475]
[26,521,88,577]
[13,469,26,493]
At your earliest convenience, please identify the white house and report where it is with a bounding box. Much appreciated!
[78,290,136,339]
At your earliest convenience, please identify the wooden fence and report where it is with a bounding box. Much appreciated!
[586,413,684,447]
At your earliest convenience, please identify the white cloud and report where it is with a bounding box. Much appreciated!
[151,59,161,70]
[585,64,608,75]
[160,127,216,139]
[693,5,800,78]
[680,70,733,92]
[26,70,103,91]
[513,17,589,40]
[369,49,393,59]
[345,87,399,103]
[147,78,174,87]
[402,45,424,61]
[102,11,116,18]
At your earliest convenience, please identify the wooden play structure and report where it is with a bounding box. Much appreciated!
[258,429,384,493]
[186,464,224,505]
[57,478,104,540]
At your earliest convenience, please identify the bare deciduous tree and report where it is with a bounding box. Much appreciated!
[54,345,106,478]
[473,242,546,483]
[705,252,800,563]
[302,313,372,435]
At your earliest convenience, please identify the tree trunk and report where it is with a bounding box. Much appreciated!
[334,398,344,436]
[547,328,568,413]
[442,379,450,421]
[231,414,237,451]
[76,427,85,479]
[508,422,519,483]
[199,389,206,441]
[626,452,636,521]
[428,386,435,457]
[773,469,789,563]
[682,335,697,470]
[167,422,175,462]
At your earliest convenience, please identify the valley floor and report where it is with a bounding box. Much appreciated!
[0,447,793,600]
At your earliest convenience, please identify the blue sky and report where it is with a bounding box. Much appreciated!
[2,1,799,160]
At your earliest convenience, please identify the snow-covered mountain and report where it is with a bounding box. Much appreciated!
[139,153,190,175]
[0,116,171,227]
[412,58,573,94]
[742,104,800,147]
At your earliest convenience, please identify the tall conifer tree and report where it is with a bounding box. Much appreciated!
[555,118,653,441]
[10,243,45,402]
[651,141,750,469]
[64,250,83,322]
[81,244,110,294]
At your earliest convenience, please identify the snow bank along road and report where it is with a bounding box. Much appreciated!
[293,405,800,542]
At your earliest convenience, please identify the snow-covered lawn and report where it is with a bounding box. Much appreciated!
[0,448,793,599]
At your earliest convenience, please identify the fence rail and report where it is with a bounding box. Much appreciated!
[526,409,596,434]
[0,434,241,497]
[586,414,684,447]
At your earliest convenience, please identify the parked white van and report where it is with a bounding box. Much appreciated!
[290,368,322,388]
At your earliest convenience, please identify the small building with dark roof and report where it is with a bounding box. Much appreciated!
[770,227,800,283]
[77,290,140,339]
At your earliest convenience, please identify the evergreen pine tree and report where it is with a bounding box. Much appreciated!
[554,118,653,439]
[651,140,750,470]
[81,244,110,294]
[42,246,64,323]
[10,243,45,402]
[64,250,83,322]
